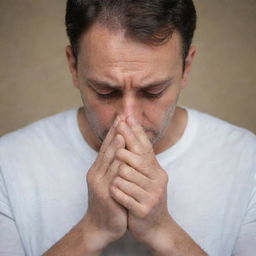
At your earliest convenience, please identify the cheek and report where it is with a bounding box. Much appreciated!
[81,87,115,128]
[85,101,115,128]
[143,97,177,125]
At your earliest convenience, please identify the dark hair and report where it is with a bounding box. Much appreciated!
[65,0,197,63]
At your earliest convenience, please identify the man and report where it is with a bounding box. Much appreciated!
[0,0,255,255]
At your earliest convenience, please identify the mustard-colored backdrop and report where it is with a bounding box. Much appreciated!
[1,0,255,135]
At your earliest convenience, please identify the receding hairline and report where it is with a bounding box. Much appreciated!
[76,20,184,62]
[71,6,180,59]
[66,0,197,67]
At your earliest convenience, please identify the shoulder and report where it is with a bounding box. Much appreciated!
[0,108,78,157]
[188,108,256,145]
[186,108,256,163]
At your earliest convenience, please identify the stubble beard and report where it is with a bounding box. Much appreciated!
[149,101,177,145]
[81,92,178,147]
[96,102,177,147]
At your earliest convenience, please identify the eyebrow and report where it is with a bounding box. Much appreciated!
[86,77,174,90]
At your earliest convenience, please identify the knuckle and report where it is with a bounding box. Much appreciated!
[118,192,132,210]
[104,149,112,161]
[149,186,164,206]
[119,163,127,171]
[116,148,124,158]
[153,181,165,196]
[138,206,150,218]
[133,144,141,154]
[86,168,95,184]
[125,198,133,209]
[119,164,130,177]
[148,193,158,207]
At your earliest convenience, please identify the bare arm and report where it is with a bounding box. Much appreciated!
[44,218,208,256]
[149,217,208,256]
[44,116,127,256]
[43,217,103,256]
[110,116,208,256]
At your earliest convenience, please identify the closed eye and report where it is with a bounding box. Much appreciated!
[142,91,163,98]
[141,87,167,99]
[96,90,121,99]
[94,86,168,100]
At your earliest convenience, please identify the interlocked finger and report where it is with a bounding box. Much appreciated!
[112,177,148,203]
[116,148,155,179]
[118,164,151,191]
[107,159,121,180]
[127,116,152,149]
[117,121,143,154]
[99,116,120,155]
[100,134,124,173]
[110,184,142,214]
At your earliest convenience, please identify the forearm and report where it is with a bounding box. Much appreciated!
[149,218,208,256]
[42,217,106,256]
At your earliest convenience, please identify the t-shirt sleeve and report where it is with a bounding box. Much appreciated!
[0,169,26,256]
[232,172,256,256]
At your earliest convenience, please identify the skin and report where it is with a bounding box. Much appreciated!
[67,23,195,154]
[44,22,207,255]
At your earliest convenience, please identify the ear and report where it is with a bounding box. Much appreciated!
[65,45,80,89]
[181,46,196,89]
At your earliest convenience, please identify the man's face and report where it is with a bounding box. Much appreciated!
[67,23,194,148]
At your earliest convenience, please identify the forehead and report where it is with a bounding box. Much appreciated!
[78,23,183,83]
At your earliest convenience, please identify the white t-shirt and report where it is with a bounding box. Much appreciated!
[0,107,255,256]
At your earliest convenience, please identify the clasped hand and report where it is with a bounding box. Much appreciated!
[85,115,170,250]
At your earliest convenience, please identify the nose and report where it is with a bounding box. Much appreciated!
[119,93,142,121]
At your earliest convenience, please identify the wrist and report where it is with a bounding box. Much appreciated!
[146,221,175,256]
[79,215,111,254]
[42,216,108,256]
[146,217,207,256]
